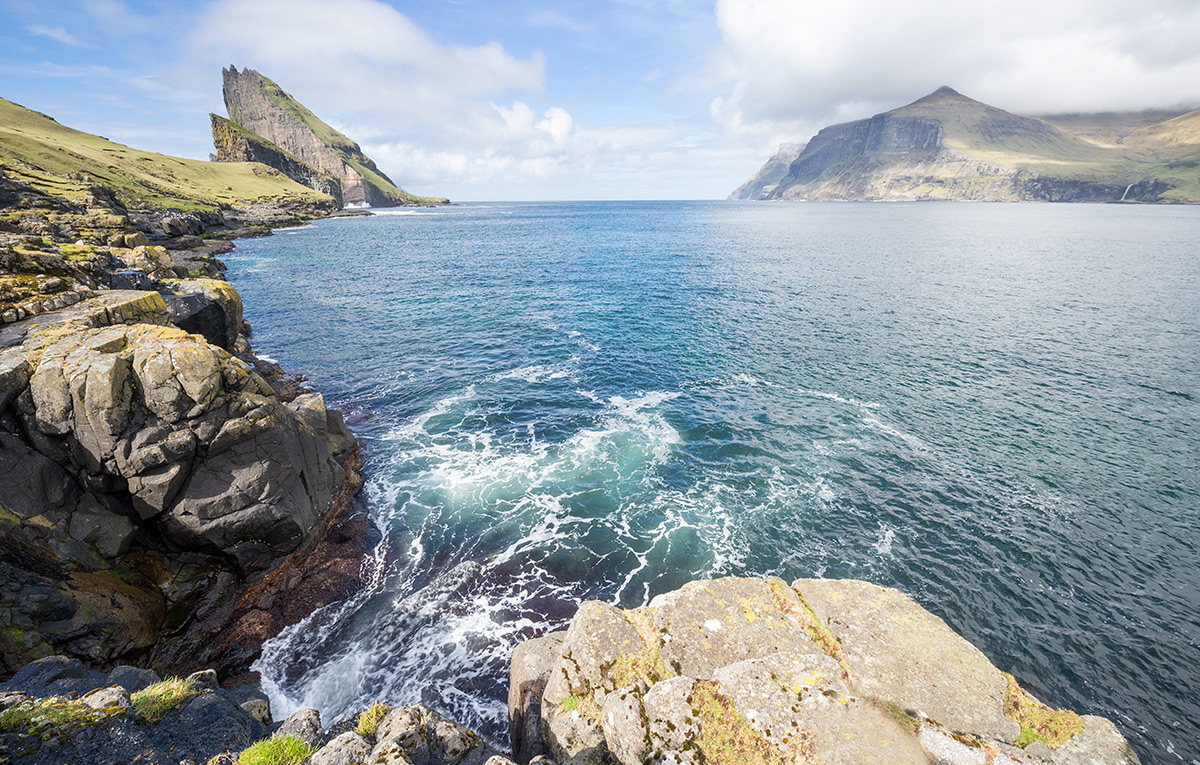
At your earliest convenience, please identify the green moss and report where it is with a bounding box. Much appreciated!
[561,693,601,722]
[689,680,803,764]
[0,697,108,739]
[354,702,390,737]
[1003,673,1084,749]
[130,676,202,723]
[234,735,314,765]
[611,608,674,689]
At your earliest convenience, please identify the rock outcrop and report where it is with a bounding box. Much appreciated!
[211,114,344,207]
[512,576,1141,765]
[0,171,366,683]
[732,86,1200,203]
[215,66,449,208]
[2,654,516,765]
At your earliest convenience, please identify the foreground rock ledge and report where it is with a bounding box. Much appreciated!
[511,576,1140,765]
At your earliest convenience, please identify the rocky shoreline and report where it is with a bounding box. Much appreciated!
[0,169,1142,764]
[0,168,373,687]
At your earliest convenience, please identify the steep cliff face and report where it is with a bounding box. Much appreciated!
[211,115,342,207]
[728,142,804,200]
[219,67,446,207]
[735,87,1200,203]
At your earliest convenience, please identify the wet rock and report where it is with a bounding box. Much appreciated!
[0,655,91,695]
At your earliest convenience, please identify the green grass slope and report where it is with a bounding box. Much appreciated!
[0,97,332,211]
[249,72,446,205]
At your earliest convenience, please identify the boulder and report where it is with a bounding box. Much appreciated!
[82,685,132,710]
[107,665,160,694]
[123,231,149,248]
[311,731,372,765]
[372,704,497,765]
[276,707,323,748]
[163,277,243,349]
[162,217,189,237]
[508,630,565,763]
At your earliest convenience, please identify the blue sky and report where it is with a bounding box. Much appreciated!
[3,0,1200,201]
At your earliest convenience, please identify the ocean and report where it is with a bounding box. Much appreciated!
[222,201,1199,764]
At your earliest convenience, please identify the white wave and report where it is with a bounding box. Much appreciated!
[491,363,576,383]
[873,524,896,556]
[862,416,926,451]
[797,387,880,409]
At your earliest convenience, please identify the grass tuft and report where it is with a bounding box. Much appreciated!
[234,734,314,765]
[354,702,390,737]
[1003,673,1084,749]
[130,676,202,723]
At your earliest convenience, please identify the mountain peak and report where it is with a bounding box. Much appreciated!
[932,85,961,96]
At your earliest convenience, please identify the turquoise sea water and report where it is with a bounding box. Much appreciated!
[223,202,1199,764]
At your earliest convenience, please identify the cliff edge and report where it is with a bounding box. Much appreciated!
[215,66,448,208]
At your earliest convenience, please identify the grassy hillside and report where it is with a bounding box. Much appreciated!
[250,72,445,206]
[1039,109,1189,147]
[0,97,332,211]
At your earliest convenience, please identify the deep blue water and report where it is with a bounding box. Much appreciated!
[223,201,1199,764]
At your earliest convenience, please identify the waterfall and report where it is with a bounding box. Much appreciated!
[1120,183,1134,201]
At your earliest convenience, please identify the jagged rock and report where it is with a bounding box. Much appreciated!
[0,655,91,695]
[123,231,149,248]
[371,704,496,765]
[162,217,188,236]
[277,707,323,748]
[109,268,155,291]
[164,277,243,349]
[508,630,565,764]
[67,495,135,557]
[0,348,30,410]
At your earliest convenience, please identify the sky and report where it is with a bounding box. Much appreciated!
[2,0,1200,201]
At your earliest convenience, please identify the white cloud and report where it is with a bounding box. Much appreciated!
[713,0,1200,149]
[26,25,83,47]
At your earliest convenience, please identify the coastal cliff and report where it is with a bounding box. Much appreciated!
[733,87,1200,203]
[0,97,370,685]
[215,67,448,208]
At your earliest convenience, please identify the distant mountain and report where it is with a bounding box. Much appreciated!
[213,67,447,207]
[729,142,804,200]
[732,87,1200,203]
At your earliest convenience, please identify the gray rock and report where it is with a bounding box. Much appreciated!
[508,630,565,763]
[123,231,149,248]
[1050,715,1143,765]
[650,576,823,679]
[67,496,135,557]
[81,685,131,710]
[109,269,154,291]
[186,668,218,690]
[0,348,30,411]
[1,655,91,695]
[543,601,641,705]
[164,292,233,350]
[106,665,160,694]
[795,577,1020,742]
[372,704,497,765]
[162,217,188,237]
[641,675,698,756]
[311,731,372,765]
[919,723,989,765]
[277,707,323,748]
[600,685,647,765]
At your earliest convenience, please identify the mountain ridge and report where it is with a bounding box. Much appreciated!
[732,88,1200,203]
